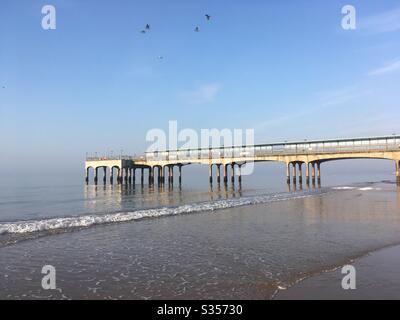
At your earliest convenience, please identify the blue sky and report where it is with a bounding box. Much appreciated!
[1,0,400,175]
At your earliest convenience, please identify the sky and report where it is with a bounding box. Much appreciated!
[1,0,400,177]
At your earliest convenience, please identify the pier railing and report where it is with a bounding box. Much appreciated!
[86,135,400,162]
[144,135,400,161]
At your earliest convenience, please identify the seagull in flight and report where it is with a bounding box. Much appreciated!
[194,26,199,32]
[205,14,211,20]
[145,24,150,30]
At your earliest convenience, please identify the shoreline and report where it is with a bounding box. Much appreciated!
[275,242,400,300]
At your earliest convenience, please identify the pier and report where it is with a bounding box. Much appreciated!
[85,135,400,186]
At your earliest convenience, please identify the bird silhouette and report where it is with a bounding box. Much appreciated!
[140,30,146,34]
[205,14,211,20]
[194,26,199,32]
[145,24,150,30]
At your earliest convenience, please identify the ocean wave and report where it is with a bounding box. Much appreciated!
[0,189,330,236]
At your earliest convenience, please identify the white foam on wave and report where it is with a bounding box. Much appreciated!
[333,186,355,190]
[358,187,381,191]
[0,190,327,236]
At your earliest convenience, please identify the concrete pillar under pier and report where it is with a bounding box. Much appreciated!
[216,164,221,183]
[178,165,182,184]
[103,167,107,184]
[396,160,400,184]
[117,168,122,184]
[110,167,114,184]
[305,163,310,185]
[317,162,321,183]
[292,163,297,183]
[223,164,228,184]
[231,163,235,183]
[94,167,98,184]
[238,165,242,183]
[141,168,144,184]
[311,163,316,184]
[124,168,129,184]
[148,167,153,185]
[298,163,303,183]
[286,163,290,184]
[132,168,136,184]
[85,168,89,184]
[157,166,161,184]
[209,165,213,184]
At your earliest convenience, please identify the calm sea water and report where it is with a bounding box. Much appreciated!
[1,162,400,299]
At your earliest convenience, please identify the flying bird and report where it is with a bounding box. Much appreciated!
[140,30,146,34]
[145,24,150,30]
[194,26,199,32]
[205,14,211,20]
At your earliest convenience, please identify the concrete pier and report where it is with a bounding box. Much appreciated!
[85,135,400,187]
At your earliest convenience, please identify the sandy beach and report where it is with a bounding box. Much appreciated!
[276,243,400,299]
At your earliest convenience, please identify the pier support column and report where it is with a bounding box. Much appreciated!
[117,168,122,184]
[223,164,228,184]
[110,167,114,184]
[231,163,235,183]
[216,164,221,183]
[298,163,303,183]
[103,167,107,184]
[396,160,400,184]
[94,167,98,184]
[238,165,242,183]
[178,165,182,184]
[123,168,127,184]
[158,166,161,184]
[132,168,136,184]
[85,168,89,184]
[209,165,213,184]
[317,162,321,183]
[311,163,316,184]
[156,167,160,184]
[305,163,309,185]
[170,166,174,185]
[141,168,144,184]
[286,163,290,184]
[148,167,153,185]
[292,163,297,183]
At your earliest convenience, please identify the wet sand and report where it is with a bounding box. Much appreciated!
[275,243,400,300]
